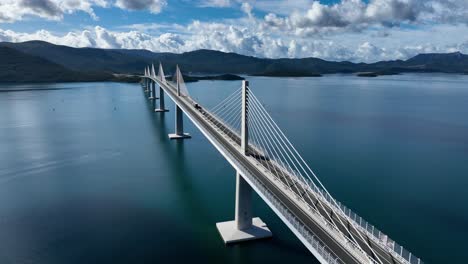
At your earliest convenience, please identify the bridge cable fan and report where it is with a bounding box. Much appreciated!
[246,90,384,264]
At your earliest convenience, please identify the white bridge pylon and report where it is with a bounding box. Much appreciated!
[140,63,423,264]
[168,65,191,139]
[143,63,168,113]
[216,80,273,243]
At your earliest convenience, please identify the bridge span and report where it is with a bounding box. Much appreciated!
[140,64,423,264]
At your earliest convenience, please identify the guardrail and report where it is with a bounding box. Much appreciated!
[303,180,424,264]
[247,156,378,264]
[249,173,344,264]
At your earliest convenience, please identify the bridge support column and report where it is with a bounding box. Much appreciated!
[153,81,159,99]
[155,86,168,112]
[168,105,190,139]
[144,79,149,92]
[216,172,272,244]
[149,80,155,100]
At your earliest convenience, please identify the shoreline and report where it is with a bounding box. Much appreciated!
[1,72,467,85]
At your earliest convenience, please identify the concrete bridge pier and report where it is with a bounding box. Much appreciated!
[155,86,169,112]
[168,105,190,139]
[151,82,158,110]
[216,172,272,244]
[149,80,155,100]
[144,78,150,93]
[153,81,159,99]
[216,80,272,244]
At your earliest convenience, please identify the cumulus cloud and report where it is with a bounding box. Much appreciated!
[0,0,107,22]
[115,0,167,13]
[0,0,168,22]
[198,0,232,8]
[0,0,467,62]
[185,20,263,55]
[1,21,467,63]
[262,0,468,36]
[246,0,319,16]
[240,2,253,18]
[21,0,62,18]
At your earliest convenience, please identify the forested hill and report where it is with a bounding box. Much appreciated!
[0,46,115,83]
[0,40,467,83]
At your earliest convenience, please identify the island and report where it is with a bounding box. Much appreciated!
[252,71,322,77]
[357,71,400,77]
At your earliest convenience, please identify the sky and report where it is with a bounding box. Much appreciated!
[0,0,467,62]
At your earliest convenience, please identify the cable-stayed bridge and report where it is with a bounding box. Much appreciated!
[141,64,423,264]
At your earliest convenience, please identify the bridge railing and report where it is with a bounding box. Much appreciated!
[258,164,379,264]
[306,182,424,264]
[249,174,344,264]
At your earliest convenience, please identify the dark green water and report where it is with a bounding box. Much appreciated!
[0,74,467,264]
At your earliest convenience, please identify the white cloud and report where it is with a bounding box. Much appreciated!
[0,0,467,62]
[0,0,169,22]
[240,2,253,18]
[198,0,232,8]
[1,21,467,63]
[249,0,314,15]
[0,0,108,22]
[118,23,184,35]
[260,0,468,37]
[115,0,167,13]
[20,0,62,18]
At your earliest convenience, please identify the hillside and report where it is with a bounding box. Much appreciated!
[0,47,115,83]
[400,52,468,73]
[0,41,467,83]
[0,41,151,73]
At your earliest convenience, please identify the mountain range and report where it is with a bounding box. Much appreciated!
[0,40,467,83]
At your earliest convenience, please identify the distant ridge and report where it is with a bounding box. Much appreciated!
[0,40,467,83]
[0,46,114,83]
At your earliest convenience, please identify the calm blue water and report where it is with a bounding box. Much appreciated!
[0,74,467,264]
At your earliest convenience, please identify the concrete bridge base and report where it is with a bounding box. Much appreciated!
[216,217,272,244]
[216,172,272,244]
[168,133,191,139]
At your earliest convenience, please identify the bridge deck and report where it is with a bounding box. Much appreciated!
[143,76,413,264]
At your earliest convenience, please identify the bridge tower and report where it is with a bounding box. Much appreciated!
[155,86,168,112]
[155,63,169,112]
[216,80,272,244]
[168,65,191,139]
